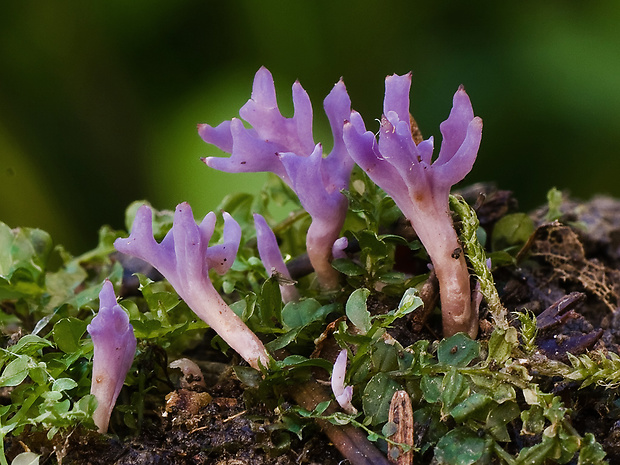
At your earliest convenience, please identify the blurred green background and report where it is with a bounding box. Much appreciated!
[2,1,619,253]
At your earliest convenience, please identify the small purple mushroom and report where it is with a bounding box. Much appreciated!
[343,73,483,338]
[253,213,299,304]
[88,279,136,433]
[332,237,348,260]
[199,67,364,289]
[114,203,270,370]
[331,349,357,415]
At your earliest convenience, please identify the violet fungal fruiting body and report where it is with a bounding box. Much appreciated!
[200,67,365,289]
[114,203,270,370]
[343,73,483,338]
[253,213,299,303]
[88,279,136,433]
[331,349,356,415]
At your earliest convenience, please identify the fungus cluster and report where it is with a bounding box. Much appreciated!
[91,67,484,443]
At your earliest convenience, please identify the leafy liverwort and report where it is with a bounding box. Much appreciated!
[114,203,270,370]
[331,349,357,414]
[343,73,483,337]
[87,279,136,433]
[199,67,366,289]
[253,213,299,303]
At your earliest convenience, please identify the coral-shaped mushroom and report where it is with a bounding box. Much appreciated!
[88,279,136,433]
[253,213,299,304]
[344,73,483,338]
[331,349,357,415]
[200,67,365,289]
[114,203,270,369]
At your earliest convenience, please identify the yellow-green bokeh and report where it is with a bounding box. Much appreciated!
[2,1,620,253]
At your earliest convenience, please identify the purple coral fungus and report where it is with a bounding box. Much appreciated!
[253,213,299,303]
[331,349,357,415]
[199,67,364,289]
[343,73,483,338]
[114,203,270,370]
[88,279,136,433]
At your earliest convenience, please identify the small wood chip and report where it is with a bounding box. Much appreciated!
[387,390,414,465]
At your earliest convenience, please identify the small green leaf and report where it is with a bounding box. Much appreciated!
[382,421,398,437]
[51,399,71,415]
[376,271,406,284]
[77,394,98,415]
[491,384,516,404]
[450,393,492,422]
[314,401,330,415]
[8,334,53,355]
[437,334,479,367]
[487,327,519,364]
[129,319,162,338]
[29,366,48,385]
[0,223,52,283]
[578,433,607,464]
[395,288,423,318]
[331,258,365,277]
[52,378,78,392]
[11,452,40,465]
[278,355,332,371]
[362,372,401,425]
[370,340,399,374]
[516,437,557,465]
[52,318,88,354]
[233,366,262,388]
[41,391,63,401]
[356,230,389,257]
[545,187,564,222]
[421,375,443,404]
[486,401,520,442]
[216,192,255,220]
[521,405,545,435]
[434,428,486,465]
[257,276,283,328]
[491,213,535,252]
[265,329,301,352]
[281,299,324,329]
[346,288,371,334]
[0,357,29,387]
[282,414,306,440]
[440,368,468,414]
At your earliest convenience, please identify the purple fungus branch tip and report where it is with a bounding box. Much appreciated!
[88,279,136,433]
[199,67,362,290]
[331,349,357,415]
[343,72,482,338]
[253,213,299,303]
[114,203,270,370]
[332,237,348,260]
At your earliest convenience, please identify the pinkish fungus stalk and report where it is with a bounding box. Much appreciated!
[331,349,357,415]
[199,67,365,290]
[253,213,299,304]
[114,203,270,370]
[88,279,136,433]
[343,72,483,338]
